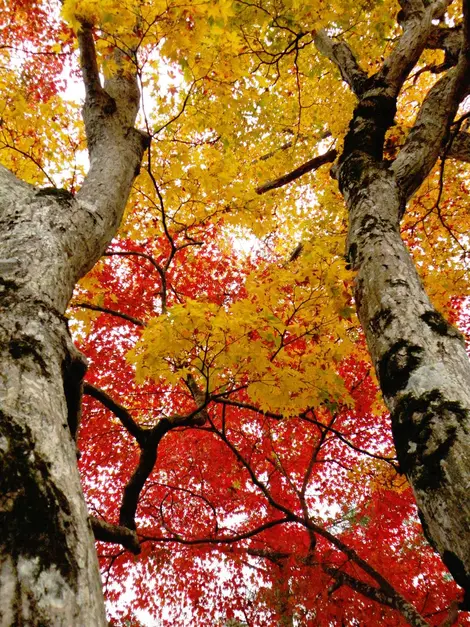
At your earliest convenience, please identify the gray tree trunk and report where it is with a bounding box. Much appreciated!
[317,0,470,606]
[341,157,470,606]
[0,23,148,625]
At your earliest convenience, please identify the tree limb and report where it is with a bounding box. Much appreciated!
[0,164,35,206]
[213,397,397,466]
[447,130,470,161]
[255,149,338,194]
[246,548,291,565]
[119,400,211,529]
[392,1,470,201]
[184,373,209,426]
[119,424,170,529]
[322,564,431,627]
[380,0,453,98]
[313,31,368,95]
[427,24,462,61]
[70,302,145,327]
[90,516,141,555]
[104,249,165,277]
[73,19,150,279]
[76,22,111,107]
[140,517,293,546]
[83,382,146,445]
[438,599,461,627]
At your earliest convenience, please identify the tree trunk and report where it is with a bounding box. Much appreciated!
[340,154,470,607]
[0,20,148,622]
[314,3,470,604]
[0,173,107,624]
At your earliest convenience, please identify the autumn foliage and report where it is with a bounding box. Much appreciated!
[2,0,470,624]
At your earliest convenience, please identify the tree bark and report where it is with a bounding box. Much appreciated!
[0,20,148,625]
[315,0,470,607]
[340,156,470,607]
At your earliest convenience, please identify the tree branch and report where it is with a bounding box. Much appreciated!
[213,397,397,467]
[85,373,214,532]
[104,249,164,277]
[119,423,169,529]
[83,382,146,445]
[184,373,208,426]
[72,20,150,279]
[70,302,145,327]
[333,0,458,196]
[140,517,293,546]
[0,164,35,206]
[380,0,453,97]
[322,564,431,627]
[427,24,462,61]
[255,149,338,194]
[447,130,470,161]
[90,516,141,555]
[438,599,461,627]
[119,400,211,530]
[313,31,368,95]
[76,22,111,107]
[246,548,291,565]
[392,1,470,201]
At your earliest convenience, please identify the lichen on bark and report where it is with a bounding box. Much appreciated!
[0,416,79,586]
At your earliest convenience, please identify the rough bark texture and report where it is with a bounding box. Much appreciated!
[340,157,470,607]
[0,21,148,625]
[312,0,470,609]
[321,0,470,607]
[0,171,108,626]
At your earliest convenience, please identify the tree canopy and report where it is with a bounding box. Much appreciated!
[1,0,470,625]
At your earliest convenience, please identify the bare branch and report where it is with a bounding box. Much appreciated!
[70,302,145,327]
[255,149,338,194]
[313,30,368,95]
[83,382,146,445]
[90,516,141,555]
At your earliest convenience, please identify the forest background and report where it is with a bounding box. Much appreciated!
[1,0,470,625]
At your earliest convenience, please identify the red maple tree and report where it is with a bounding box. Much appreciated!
[72,225,469,626]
